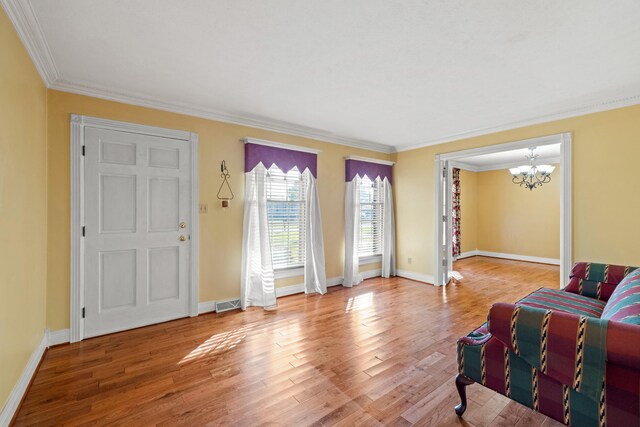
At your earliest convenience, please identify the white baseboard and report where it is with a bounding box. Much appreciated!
[0,331,48,426]
[276,283,306,297]
[0,268,387,423]
[361,269,382,280]
[396,269,435,285]
[197,301,217,314]
[456,250,478,260]
[275,270,382,298]
[35,272,383,347]
[196,275,348,311]
[120,271,384,319]
[475,250,560,265]
[327,276,343,287]
[197,276,346,314]
[47,329,70,346]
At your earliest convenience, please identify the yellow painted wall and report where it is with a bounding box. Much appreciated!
[458,169,478,254]
[457,166,560,259]
[476,166,560,259]
[46,90,391,330]
[0,8,48,409]
[395,105,640,280]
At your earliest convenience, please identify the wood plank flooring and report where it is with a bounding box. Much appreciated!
[14,257,564,426]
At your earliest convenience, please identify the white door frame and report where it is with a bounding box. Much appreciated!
[433,160,454,285]
[70,114,199,342]
[433,132,572,287]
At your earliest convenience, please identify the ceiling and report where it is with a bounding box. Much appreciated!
[6,0,640,152]
[452,144,560,172]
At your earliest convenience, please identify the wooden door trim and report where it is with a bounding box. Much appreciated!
[70,114,199,343]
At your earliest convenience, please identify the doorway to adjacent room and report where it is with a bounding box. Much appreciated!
[434,132,572,287]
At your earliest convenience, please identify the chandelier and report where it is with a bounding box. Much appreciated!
[509,147,555,191]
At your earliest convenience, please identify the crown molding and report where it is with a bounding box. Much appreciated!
[6,0,639,156]
[49,74,640,156]
[0,0,392,155]
[396,93,640,152]
[49,78,395,154]
[1,0,58,85]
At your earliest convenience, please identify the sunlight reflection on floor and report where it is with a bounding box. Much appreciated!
[179,324,254,365]
[450,271,464,281]
[441,271,463,304]
[345,292,374,312]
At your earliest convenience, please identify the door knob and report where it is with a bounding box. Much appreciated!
[180,222,187,229]
[179,235,187,241]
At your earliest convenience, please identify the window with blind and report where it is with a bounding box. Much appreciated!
[266,166,306,270]
[358,177,384,257]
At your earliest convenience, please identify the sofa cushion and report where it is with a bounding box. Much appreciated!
[516,288,606,318]
[565,262,638,301]
[602,269,640,325]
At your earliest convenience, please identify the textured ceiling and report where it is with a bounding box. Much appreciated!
[20,0,640,151]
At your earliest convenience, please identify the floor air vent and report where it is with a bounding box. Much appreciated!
[215,299,241,313]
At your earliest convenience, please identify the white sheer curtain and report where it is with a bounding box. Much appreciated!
[381,177,396,278]
[303,170,327,294]
[240,163,277,310]
[343,176,363,287]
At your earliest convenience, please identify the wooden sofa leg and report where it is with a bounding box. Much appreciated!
[454,374,475,416]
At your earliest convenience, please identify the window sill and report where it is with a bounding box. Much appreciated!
[359,255,382,265]
[274,266,304,279]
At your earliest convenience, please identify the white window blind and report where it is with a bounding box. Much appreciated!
[266,166,306,270]
[358,177,384,257]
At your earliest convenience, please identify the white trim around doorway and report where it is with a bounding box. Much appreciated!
[69,114,199,343]
[433,132,572,287]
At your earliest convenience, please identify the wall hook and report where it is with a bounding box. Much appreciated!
[217,160,234,207]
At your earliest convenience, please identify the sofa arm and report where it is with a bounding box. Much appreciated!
[455,328,494,385]
[606,321,640,368]
[458,329,493,347]
[488,303,608,401]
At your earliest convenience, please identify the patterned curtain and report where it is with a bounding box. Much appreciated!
[452,168,461,258]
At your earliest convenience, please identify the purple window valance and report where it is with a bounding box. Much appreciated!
[245,143,317,178]
[345,159,392,184]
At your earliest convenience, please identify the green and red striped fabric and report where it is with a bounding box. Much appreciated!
[565,262,638,301]
[602,269,640,325]
[458,303,640,426]
[457,332,639,426]
[487,303,607,402]
[456,262,640,426]
[516,288,606,318]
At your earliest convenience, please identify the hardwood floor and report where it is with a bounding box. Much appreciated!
[14,257,563,426]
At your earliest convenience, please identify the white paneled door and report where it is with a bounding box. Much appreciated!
[83,127,192,338]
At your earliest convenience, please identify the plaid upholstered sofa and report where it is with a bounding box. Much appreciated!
[455,262,640,426]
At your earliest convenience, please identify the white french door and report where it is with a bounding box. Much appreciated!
[83,127,193,338]
[443,162,453,283]
[435,159,453,286]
